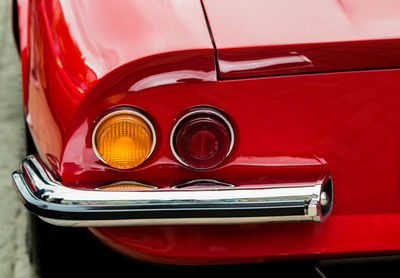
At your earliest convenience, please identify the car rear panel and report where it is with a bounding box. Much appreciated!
[23,0,400,264]
[76,68,400,264]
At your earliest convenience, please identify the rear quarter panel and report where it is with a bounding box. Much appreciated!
[21,0,400,265]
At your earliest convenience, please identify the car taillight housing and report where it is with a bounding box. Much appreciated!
[92,108,156,169]
[171,108,234,169]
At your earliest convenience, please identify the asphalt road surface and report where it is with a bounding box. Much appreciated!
[1,1,400,277]
[0,0,34,277]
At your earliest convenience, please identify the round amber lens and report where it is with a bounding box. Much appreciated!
[94,113,154,169]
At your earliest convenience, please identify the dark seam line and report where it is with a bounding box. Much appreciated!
[218,66,400,81]
[200,0,221,79]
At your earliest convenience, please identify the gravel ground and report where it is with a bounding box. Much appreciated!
[0,1,35,277]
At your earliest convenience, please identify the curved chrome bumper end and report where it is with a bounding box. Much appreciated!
[12,156,333,227]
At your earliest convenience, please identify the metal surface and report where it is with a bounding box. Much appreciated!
[321,192,329,207]
[12,156,332,227]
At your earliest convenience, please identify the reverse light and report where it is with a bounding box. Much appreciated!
[171,108,234,169]
[93,109,155,169]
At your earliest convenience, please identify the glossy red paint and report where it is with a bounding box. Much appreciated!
[202,0,400,78]
[21,0,400,265]
[25,0,215,171]
[87,68,400,264]
[91,213,400,265]
[15,0,29,105]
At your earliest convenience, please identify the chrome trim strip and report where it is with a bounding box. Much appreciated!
[169,107,235,170]
[172,179,235,189]
[91,108,156,169]
[41,215,319,227]
[12,155,332,227]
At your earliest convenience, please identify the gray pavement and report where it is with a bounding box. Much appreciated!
[0,1,35,277]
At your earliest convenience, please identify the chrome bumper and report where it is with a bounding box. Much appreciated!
[12,156,333,227]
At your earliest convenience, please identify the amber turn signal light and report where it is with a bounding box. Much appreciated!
[93,109,155,169]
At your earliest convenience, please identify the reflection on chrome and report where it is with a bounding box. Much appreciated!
[172,179,235,189]
[12,155,333,227]
[219,55,313,73]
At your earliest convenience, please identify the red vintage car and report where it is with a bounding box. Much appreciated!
[11,0,400,276]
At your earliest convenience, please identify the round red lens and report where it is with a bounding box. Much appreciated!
[173,114,232,169]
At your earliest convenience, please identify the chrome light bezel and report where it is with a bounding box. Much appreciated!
[92,108,156,169]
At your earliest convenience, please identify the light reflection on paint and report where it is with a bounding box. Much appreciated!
[129,70,215,92]
[219,55,313,74]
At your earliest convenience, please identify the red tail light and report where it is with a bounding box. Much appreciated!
[171,108,234,169]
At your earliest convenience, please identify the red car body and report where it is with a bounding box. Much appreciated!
[13,0,400,265]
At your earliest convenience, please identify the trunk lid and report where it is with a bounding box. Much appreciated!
[202,0,400,78]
